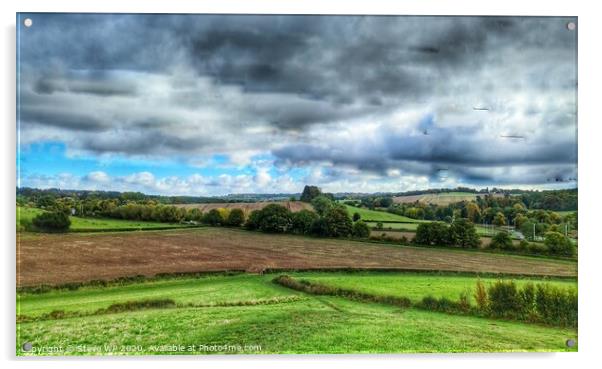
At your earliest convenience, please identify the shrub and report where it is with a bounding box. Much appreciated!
[474,279,488,312]
[32,211,71,232]
[535,284,578,327]
[487,280,522,318]
[226,208,245,227]
[527,242,548,255]
[351,220,371,238]
[417,295,464,314]
[458,290,471,312]
[490,231,513,250]
[519,282,536,320]
[100,299,176,314]
[352,212,361,222]
[517,239,530,252]
[544,231,576,257]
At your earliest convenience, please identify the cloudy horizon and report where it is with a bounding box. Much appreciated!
[17,14,577,196]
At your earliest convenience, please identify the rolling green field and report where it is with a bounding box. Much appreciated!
[345,205,424,223]
[17,206,190,232]
[367,222,420,231]
[367,220,503,237]
[294,272,577,303]
[555,210,577,216]
[393,191,505,206]
[17,272,577,355]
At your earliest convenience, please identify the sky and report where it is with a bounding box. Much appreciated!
[17,14,578,196]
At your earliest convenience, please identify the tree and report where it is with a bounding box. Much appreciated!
[466,202,481,223]
[520,220,547,241]
[226,208,245,227]
[300,185,322,203]
[378,197,393,208]
[352,220,371,238]
[188,208,203,222]
[311,195,334,216]
[203,209,223,226]
[449,219,481,248]
[310,217,329,237]
[36,195,56,209]
[513,202,527,214]
[324,205,353,237]
[514,214,528,228]
[406,207,425,220]
[493,212,506,227]
[245,210,262,230]
[256,204,293,233]
[414,222,449,245]
[544,231,576,257]
[490,231,513,250]
[32,211,71,232]
[291,209,319,235]
[352,212,361,222]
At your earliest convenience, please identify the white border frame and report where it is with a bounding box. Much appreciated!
[3,1,600,368]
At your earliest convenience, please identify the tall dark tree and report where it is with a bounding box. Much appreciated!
[300,185,322,203]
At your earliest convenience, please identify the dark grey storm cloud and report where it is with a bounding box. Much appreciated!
[18,14,578,188]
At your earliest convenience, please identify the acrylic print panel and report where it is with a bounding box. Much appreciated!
[16,13,577,356]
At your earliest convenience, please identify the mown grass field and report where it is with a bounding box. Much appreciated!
[17,206,190,232]
[294,272,577,304]
[17,272,577,355]
[367,222,420,231]
[344,205,425,222]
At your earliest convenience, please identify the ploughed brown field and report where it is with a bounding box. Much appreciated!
[17,228,576,286]
[174,201,312,214]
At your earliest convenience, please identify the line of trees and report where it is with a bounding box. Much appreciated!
[245,196,370,239]
[414,220,481,248]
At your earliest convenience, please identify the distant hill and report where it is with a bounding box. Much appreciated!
[393,191,505,206]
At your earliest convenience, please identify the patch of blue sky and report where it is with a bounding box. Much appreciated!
[18,141,261,180]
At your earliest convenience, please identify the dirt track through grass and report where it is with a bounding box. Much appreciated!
[17,228,576,286]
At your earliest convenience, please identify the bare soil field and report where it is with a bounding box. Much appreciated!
[17,228,576,286]
[174,201,312,214]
